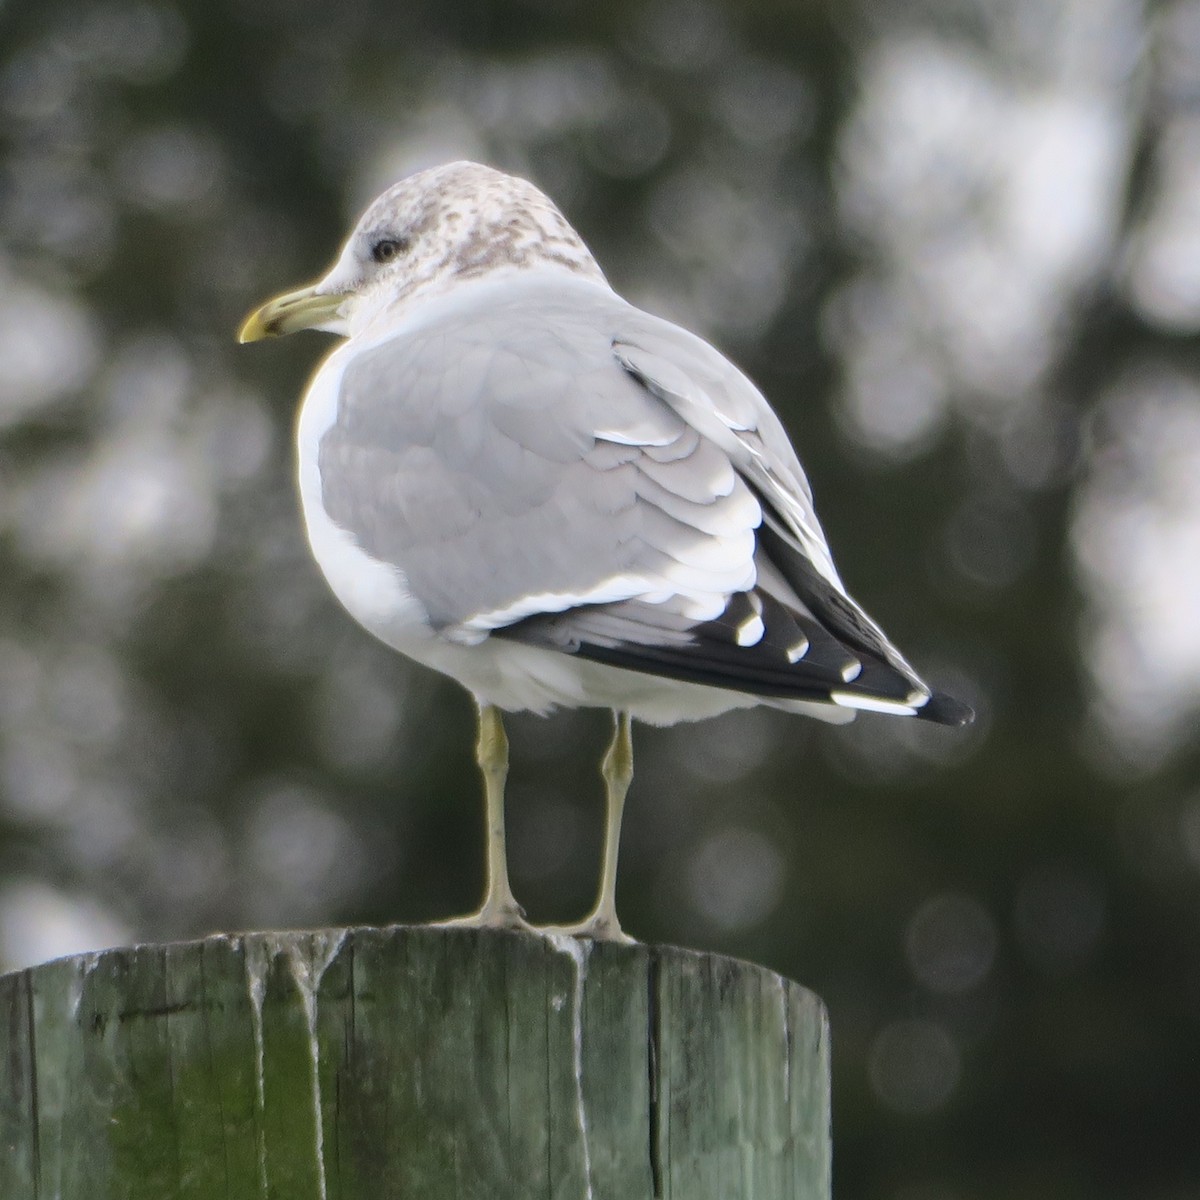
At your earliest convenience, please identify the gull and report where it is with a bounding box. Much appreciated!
[239,161,972,942]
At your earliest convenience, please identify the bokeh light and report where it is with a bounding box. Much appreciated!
[868,1018,962,1116]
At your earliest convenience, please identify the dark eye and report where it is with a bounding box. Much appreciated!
[371,236,410,263]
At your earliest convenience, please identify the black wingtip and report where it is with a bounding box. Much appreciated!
[918,693,976,727]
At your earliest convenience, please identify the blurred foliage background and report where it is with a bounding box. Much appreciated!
[2,0,1200,1196]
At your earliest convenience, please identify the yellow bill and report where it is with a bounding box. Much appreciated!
[237,284,350,342]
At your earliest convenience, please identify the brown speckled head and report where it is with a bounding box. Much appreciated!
[310,161,608,333]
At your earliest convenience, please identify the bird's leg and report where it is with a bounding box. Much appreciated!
[542,711,636,943]
[436,700,531,932]
[591,710,635,938]
[475,701,525,924]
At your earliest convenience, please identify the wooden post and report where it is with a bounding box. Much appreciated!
[0,926,830,1198]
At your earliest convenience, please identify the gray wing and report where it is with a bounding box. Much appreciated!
[612,316,845,592]
[320,286,972,725]
[509,307,971,724]
[318,294,761,640]
[609,314,931,682]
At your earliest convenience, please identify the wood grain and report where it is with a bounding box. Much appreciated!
[0,926,830,1198]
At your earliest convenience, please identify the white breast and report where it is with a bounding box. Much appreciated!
[296,343,433,651]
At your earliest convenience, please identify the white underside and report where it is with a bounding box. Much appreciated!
[405,632,858,726]
[295,284,856,728]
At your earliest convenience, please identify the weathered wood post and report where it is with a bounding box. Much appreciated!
[0,926,830,1198]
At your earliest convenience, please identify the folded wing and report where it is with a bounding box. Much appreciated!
[317,281,972,726]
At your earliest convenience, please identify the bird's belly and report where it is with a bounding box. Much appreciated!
[300,482,847,726]
[298,479,762,723]
[301,483,432,647]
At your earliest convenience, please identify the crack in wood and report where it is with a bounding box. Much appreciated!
[115,1000,195,1024]
[647,949,664,1198]
[24,971,41,1200]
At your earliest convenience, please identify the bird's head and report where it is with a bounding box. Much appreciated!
[238,161,605,343]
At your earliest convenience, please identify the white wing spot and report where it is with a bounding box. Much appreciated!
[736,614,766,646]
[841,659,863,683]
[787,636,810,663]
[830,691,918,716]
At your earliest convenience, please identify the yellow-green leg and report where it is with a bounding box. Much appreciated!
[544,711,636,943]
[436,700,531,931]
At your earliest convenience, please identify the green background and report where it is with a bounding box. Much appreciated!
[2,1,1199,1197]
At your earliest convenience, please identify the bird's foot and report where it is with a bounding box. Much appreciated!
[538,913,637,945]
[433,898,536,935]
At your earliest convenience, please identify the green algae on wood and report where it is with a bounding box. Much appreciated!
[0,926,830,1199]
